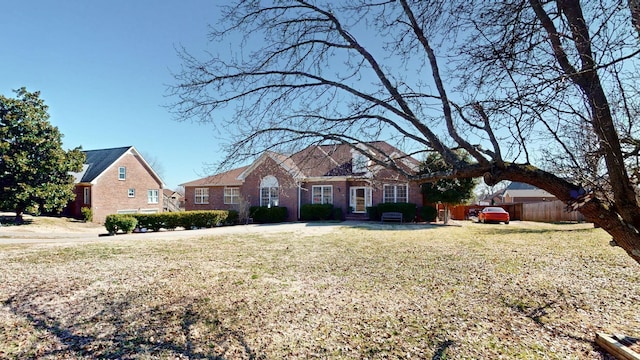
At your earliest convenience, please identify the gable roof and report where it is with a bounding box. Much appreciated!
[75,146,132,183]
[503,182,554,198]
[180,166,250,187]
[289,141,420,178]
[72,146,164,187]
[182,141,420,187]
[162,189,182,198]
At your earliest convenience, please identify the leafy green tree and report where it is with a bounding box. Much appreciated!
[0,88,85,222]
[421,152,476,224]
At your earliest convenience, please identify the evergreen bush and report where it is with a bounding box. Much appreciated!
[374,203,417,222]
[300,204,333,221]
[80,207,93,222]
[420,206,438,222]
[250,206,288,223]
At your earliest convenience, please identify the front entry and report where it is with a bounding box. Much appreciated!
[350,187,372,213]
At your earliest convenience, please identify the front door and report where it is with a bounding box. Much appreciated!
[350,187,372,213]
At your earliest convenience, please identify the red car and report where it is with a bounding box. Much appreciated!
[478,207,510,224]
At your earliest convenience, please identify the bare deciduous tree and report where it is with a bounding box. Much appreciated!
[169,1,640,263]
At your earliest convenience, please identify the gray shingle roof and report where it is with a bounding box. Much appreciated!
[506,182,539,190]
[75,146,132,183]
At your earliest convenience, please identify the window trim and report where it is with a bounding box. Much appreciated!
[260,186,279,207]
[118,166,126,180]
[128,188,135,198]
[260,176,279,207]
[83,187,90,205]
[194,187,209,204]
[383,184,409,203]
[312,185,333,204]
[147,189,159,204]
[224,187,240,205]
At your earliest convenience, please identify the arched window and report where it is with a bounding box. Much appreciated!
[260,176,279,207]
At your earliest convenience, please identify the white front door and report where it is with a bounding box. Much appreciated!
[350,187,372,213]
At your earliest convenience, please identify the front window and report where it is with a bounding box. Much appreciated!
[128,188,135,198]
[195,188,209,204]
[224,187,240,204]
[147,189,159,204]
[118,166,126,180]
[260,175,279,207]
[312,185,333,204]
[383,184,408,203]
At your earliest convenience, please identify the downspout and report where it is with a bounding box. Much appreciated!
[298,181,301,220]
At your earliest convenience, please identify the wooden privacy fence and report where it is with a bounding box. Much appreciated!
[521,200,585,222]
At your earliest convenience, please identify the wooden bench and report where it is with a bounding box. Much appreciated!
[381,211,403,223]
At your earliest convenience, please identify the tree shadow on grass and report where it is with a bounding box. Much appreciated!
[505,298,610,358]
[0,215,33,226]
[432,339,453,360]
[2,289,264,359]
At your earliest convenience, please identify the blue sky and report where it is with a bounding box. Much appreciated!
[1,1,230,189]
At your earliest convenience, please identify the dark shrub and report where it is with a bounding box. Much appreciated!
[226,210,239,224]
[300,204,333,221]
[332,207,344,221]
[250,206,288,223]
[366,206,379,221]
[420,206,438,222]
[376,203,417,222]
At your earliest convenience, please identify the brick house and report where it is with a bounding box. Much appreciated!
[67,146,164,223]
[180,142,424,221]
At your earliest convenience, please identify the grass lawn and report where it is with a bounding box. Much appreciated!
[1,221,638,359]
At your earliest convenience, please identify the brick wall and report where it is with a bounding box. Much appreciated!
[241,156,298,221]
[184,157,300,221]
[90,153,163,223]
[300,180,350,214]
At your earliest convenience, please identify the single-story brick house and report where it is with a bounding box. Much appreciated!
[180,142,424,221]
[67,146,165,223]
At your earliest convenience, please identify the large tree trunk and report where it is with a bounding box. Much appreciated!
[484,165,640,264]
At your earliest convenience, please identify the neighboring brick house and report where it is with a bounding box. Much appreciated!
[180,142,424,221]
[67,146,164,223]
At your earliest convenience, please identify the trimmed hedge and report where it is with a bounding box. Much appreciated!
[249,206,288,223]
[104,210,239,234]
[105,215,138,234]
[300,204,334,221]
[369,203,417,222]
[420,206,438,222]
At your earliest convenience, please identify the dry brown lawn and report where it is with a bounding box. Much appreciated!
[1,221,638,359]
